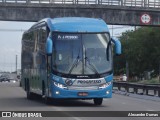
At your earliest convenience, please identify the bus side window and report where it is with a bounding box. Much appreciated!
[47,55,51,73]
[41,26,47,43]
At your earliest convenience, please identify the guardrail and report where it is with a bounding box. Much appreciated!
[113,81,160,97]
[0,0,160,8]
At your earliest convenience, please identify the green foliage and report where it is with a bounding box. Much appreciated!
[114,27,160,78]
[137,79,160,84]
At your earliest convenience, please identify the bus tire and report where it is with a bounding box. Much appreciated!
[26,79,34,100]
[42,82,52,105]
[19,81,22,87]
[93,98,103,105]
[42,81,45,97]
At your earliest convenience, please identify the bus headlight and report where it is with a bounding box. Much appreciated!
[99,82,112,89]
[54,82,67,89]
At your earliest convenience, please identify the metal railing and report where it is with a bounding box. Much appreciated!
[0,0,160,8]
[113,81,160,97]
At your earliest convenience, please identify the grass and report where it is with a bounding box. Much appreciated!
[114,76,160,84]
[130,78,160,84]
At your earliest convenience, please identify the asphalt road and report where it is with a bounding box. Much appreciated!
[0,82,159,120]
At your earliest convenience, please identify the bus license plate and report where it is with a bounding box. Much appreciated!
[78,92,88,96]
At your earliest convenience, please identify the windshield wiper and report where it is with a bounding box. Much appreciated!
[68,49,81,74]
[85,57,100,76]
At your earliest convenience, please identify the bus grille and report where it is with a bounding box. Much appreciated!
[68,86,98,90]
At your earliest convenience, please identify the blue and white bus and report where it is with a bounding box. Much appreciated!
[21,17,121,105]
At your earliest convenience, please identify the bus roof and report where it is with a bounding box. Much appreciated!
[36,17,109,33]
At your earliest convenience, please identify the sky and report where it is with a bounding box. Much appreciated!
[0,21,135,72]
[0,21,34,72]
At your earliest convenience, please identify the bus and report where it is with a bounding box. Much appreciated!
[21,17,121,105]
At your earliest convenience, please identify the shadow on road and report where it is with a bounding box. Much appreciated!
[0,82,106,109]
[29,96,106,107]
[0,95,106,109]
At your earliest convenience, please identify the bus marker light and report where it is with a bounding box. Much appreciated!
[106,90,110,94]
[55,91,60,95]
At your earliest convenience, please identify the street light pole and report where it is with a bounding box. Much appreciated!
[125,35,129,81]
[16,55,17,74]
[126,61,129,81]
[159,61,160,83]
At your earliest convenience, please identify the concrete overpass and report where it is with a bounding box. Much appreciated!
[0,0,160,26]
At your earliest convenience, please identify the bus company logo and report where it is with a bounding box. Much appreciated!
[65,79,75,86]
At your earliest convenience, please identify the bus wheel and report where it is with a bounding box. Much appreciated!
[19,81,22,87]
[26,86,31,99]
[26,80,34,100]
[93,98,103,105]
[42,83,52,105]
[27,91,35,100]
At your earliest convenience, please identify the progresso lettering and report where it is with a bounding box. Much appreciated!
[77,80,101,84]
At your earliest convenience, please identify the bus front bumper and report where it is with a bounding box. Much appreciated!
[50,84,112,99]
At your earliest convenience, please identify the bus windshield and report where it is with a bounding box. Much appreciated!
[52,33,112,76]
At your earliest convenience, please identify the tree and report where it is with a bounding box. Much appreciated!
[114,27,160,79]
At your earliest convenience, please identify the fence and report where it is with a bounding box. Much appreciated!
[0,0,160,8]
[113,81,160,97]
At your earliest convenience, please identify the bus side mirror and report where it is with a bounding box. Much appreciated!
[111,37,121,55]
[46,37,53,56]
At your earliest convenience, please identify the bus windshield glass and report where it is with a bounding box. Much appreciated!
[52,33,112,76]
